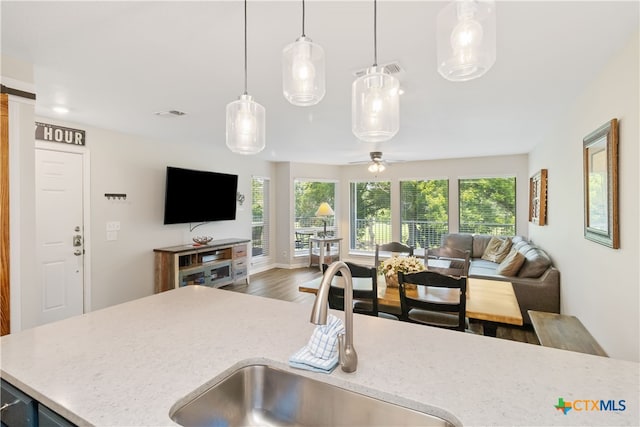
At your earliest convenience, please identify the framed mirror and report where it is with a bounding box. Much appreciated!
[583,118,619,248]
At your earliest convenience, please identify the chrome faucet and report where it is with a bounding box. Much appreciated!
[310,261,358,373]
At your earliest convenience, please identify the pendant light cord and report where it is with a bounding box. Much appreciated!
[373,0,378,67]
[301,0,306,37]
[243,0,248,95]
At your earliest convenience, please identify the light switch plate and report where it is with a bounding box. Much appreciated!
[106,221,121,231]
[106,231,118,241]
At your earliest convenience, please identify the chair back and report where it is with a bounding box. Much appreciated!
[426,247,470,278]
[295,231,311,249]
[374,242,414,271]
[322,262,378,317]
[398,270,467,331]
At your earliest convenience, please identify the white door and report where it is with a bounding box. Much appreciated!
[35,149,84,325]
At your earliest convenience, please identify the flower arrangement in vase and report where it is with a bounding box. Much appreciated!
[378,255,425,288]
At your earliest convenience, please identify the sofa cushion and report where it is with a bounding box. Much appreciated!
[517,244,552,278]
[496,248,526,276]
[481,236,512,263]
[472,235,493,258]
[441,233,473,254]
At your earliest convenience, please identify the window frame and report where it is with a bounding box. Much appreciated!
[293,178,338,256]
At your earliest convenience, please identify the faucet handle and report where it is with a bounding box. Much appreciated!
[337,332,358,373]
[337,333,345,363]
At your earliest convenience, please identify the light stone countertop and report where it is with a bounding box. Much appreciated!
[1,286,638,426]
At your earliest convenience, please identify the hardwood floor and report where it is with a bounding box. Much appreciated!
[224,267,539,345]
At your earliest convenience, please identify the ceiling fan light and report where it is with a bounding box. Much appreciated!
[352,66,400,142]
[283,36,326,106]
[437,0,496,82]
[226,94,266,155]
[368,161,385,173]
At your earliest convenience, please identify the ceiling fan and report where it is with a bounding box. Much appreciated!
[350,151,402,173]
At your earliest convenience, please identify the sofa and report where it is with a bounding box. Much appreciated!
[440,233,560,324]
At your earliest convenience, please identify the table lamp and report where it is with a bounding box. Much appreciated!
[315,202,334,237]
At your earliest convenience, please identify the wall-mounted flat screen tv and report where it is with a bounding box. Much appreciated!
[163,166,238,224]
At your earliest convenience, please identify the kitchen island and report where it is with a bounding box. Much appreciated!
[1,286,638,426]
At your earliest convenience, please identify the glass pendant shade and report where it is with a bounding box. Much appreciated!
[226,94,266,155]
[283,36,326,106]
[437,0,496,82]
[352,66,400,142]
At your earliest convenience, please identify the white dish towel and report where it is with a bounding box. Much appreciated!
[289,314,345,373]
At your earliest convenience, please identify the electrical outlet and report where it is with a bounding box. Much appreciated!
[106,231,118,241]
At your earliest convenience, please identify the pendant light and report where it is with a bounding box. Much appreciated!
[283,0,326,106]
[352,0,400,143]
[226,0,266,155]
[437,0,496,82]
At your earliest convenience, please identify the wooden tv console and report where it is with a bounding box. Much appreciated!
[153,238,250,293]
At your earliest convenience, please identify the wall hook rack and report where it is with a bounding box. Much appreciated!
[105,193,127,200]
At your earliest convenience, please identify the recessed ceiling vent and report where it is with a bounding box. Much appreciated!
[154,110,187,117]
[353,61,404,78]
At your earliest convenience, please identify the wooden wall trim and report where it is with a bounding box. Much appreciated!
[0,84,36,100]
[1,93,10,335]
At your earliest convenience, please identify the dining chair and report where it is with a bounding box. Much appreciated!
[322,262,380,317]
[425,247,470,278]
[397,270,467,332]
[374,242,414,271]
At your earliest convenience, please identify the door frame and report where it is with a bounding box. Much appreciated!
[1,94,9,335]
[35,140,92,316]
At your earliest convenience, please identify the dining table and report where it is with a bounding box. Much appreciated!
[298,274,523,337]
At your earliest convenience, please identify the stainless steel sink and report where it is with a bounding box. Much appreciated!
[170,364,456,426]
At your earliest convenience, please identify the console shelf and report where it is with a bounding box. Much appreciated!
[154,238,250,293]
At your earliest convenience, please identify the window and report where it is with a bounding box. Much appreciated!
[459,177,516,235]
[350,181,391,251]
[251,177,269,257]
[294,180,336,253]
[400,179,449,249]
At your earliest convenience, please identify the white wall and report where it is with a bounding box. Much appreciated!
[528,32,639,362]
[30,119,274,312]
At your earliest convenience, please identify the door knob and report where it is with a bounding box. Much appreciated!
[73,235,82,247]
[74,249,82,256]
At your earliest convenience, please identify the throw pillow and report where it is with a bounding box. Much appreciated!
[496,248,525,276]
[481,236,512,263]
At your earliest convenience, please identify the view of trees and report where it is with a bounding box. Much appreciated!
[401,179,449,249]
[294,180,336,229]
[350,181,391,250]
[251,177,269,256]
[459,177,516,235]
[292,177,516,252]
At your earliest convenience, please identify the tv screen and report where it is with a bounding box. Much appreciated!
[163,166,238,224]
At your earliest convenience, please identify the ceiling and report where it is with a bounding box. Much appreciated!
[2,1,638,165]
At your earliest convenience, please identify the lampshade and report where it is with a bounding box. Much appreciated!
[437,0,496,82]
[352,0,400,143]
[315,202,334,217]
[352,67,400,142]
[283,36,326,106]
[226,94,266,155]
[225,0,266,155]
